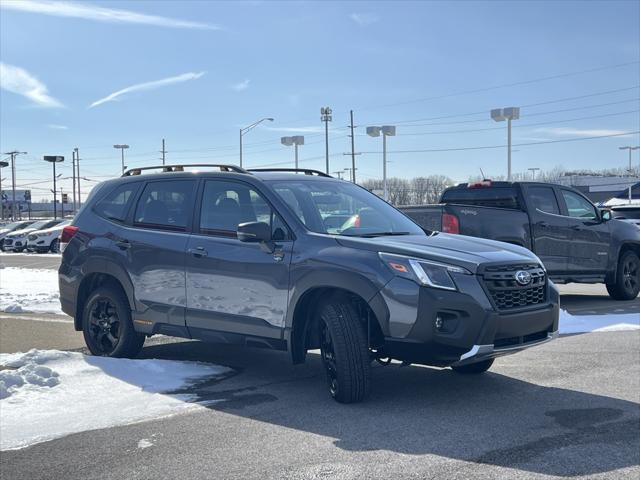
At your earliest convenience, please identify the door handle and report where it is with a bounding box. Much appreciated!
[273,250,285,262]
[115,239,131,250]
[188,247,208,258]
[537,221,549,228]
[571,225,585,231]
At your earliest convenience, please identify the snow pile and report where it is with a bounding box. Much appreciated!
[559,310,640,334]
[0,349,231,450]
[0,267,62,314]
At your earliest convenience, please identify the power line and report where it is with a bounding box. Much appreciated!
[357,130,640,155]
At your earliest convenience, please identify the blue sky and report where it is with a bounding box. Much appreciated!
[0,0,639,201]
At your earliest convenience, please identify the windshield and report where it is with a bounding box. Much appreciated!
[2,221,28,231]
[268,180,424,237]
[24,220,51,230]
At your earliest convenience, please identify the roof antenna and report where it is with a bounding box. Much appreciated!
[479,167,487,181]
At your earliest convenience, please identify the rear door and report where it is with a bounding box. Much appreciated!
[124,179,196,328]
[521,184,570,274]
[557,188,611,274]
[185,179,293,339]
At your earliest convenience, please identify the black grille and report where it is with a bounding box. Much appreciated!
[3,238,13,246]
[481,263,546,311]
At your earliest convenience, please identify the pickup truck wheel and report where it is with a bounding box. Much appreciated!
[318,296,371,403]
[82,286,145,358]
[606,251,640,300]
[451,358,494,374]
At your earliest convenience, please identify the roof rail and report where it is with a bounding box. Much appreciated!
[122,164,249,177]
[247,168,332,178]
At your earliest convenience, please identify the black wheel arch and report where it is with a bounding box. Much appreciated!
[607,242,640,284]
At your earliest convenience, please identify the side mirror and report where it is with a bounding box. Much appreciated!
[600,209,612,222]
[237,221,271,243]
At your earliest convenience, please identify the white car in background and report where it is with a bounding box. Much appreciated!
[26,219,71,253]
[3,219,65,252]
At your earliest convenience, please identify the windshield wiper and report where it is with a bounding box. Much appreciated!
[345,231,413,238]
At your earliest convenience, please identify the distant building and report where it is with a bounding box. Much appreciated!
[557,175,639,204]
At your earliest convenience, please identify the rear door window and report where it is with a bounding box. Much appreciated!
[528,186,560,215]
[134,180,195,230]
[94,183,139,222]
[440,187,521,209]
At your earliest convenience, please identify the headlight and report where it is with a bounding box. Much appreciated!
[13,233,26,239]
[379,252,470,291]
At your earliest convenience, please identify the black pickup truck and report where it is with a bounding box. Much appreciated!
[401,181,640,300]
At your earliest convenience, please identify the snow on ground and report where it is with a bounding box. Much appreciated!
[0,267,62,314]
[0,349,231,450]
[559,310,639,334]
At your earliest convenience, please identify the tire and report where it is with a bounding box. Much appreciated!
[317,295,371,403]
[82,285,145,358]
[50,238,60,253]
[606,251,640,300]
[451,358,494,374]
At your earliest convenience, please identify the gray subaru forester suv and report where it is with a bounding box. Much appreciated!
[59,164,559,403]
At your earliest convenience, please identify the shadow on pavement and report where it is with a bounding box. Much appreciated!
[138,339,640,478]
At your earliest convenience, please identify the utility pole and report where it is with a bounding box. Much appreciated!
[619,146,639,203]
[114,144,129,175]
[60,187,64,218]
[75,148,81,208]
[72,150,77,213]
[0,160,7,220]
[528,167,540,181]
[161,138,167,165]
[349,110,357,183]
[321,107,332,174]
[3,151,27,220]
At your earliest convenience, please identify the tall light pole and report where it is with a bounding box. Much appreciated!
[321,107,332,174]
[528,167,540,181]
[44,156,64,219]
[619,146,639,203]
[74,147,81,208]
[113,144,129,175]
[239,117,274,168]
[491,107,520,180]
[367,126,396,201]
[281,136,304,168]
[3,151,27,220]
[0,160,7,219]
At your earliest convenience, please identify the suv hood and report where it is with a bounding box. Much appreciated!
[336,233,540,273]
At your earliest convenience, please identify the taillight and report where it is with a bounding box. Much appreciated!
[59,225,79,252]
[442,213,459,234]
[468,180,492,188]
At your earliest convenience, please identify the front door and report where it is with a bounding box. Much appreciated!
[558,188,611,274]
[185,179,293,339]
[522,184,570,274]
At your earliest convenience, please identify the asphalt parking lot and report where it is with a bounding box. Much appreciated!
[1,252,639,479]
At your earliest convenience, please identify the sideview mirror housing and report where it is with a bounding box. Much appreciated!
[237,221,272,243]
[600,209,612,222]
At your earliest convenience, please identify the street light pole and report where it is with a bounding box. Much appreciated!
[239,117,274,168]
[113,144,130,175]
[321,107,332,174]
[44,156,64,219]
[281,136,304,169]
[366,126,396,202]
[528,167,540,180]
[3,151,27,220]
[0,161,7,220]
[619,146,639,203]
[491,107,520,180]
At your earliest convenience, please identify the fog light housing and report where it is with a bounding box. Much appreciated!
[435,316,444,330]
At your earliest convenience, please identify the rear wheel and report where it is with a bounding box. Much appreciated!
[451,358,494,374]
[318,295,371,403]
[82,285,144,358]
[606,251,640,300]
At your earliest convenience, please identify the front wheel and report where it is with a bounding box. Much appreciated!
[82,285,144,358]
[451,359,494,374]
[50,238,60,253]
[606,251,640,300]
[318,296,371,403]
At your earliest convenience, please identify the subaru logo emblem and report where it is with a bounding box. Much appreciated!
[515,270,532,286]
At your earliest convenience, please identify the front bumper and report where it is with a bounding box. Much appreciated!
[372,272,560,367]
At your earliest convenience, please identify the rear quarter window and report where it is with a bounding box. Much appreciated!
[93,183,139,222]
[441,187,521,209]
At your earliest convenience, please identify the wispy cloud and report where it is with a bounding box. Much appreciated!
[1,0,221,30]
[534,127,630,137]
[0,62,63,108]
[46,124,68,130]
[89,72,205,108]
[349,13,379,26]
[231,79,250,91]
